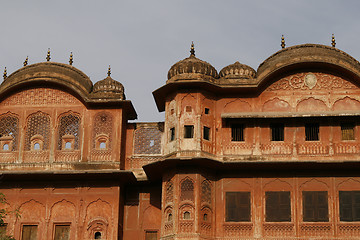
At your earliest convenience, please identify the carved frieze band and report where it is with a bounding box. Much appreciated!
[267,72,357,91]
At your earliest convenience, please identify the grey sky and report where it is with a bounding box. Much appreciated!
[1,1,359,121]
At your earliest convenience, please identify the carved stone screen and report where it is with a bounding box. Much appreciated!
[57,113,80,150]
[0,114,19,151]
[93,112,113,149]
[25,112,51,150]
[180,178,194,201]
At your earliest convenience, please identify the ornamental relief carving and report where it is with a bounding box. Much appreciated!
[0,88,81,106]
[266,72,357,91]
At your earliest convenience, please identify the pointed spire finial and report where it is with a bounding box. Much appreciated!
[69,52,73,65]
[332,34,336,47]
[46,48,51,62]
[281,35,286,49]
[107,65,111,77]
[23,56,28,67]
[190,41,195,56]
[3,67,7,80]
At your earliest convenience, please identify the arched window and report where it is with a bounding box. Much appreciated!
[0,114,19,151]
[201,180,212,204]
[94,232,101,239]
[168,213,172,222]
[57,113,80,150]
[183,211,191,219]
[180,178,194,201]
[165,181,173,203]
[93,112,113,150]
[25,112,50,151]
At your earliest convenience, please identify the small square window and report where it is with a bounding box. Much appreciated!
[231,124,244,142]
[203,127,210,140]
[305,123,319,141]
[184,125,194,138]
[185,106,192,112]
[205,108,210,114]
[170,127,175,141]
[54,225,70,240]
[270,123,284,141]
[341,123,355,140]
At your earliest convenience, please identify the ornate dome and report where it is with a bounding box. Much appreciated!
[92,69,125,100]
[167,43,218,80]
[219,61,256,79]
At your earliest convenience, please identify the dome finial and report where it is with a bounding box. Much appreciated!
[69,52,73,65]
[107,65,111,76]
[281,35,286,49]
[332,34,336,47]
[23,56,28,67]
[3,67,7,80]
[46,48,51,62]
[190,41,195,57]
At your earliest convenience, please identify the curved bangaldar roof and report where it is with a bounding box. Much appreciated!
[0,61,137,119]
[256,44,360,85]
[0,62,93,99]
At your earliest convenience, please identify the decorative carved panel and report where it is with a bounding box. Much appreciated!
[266,72,357,91]
[0,88,81,106]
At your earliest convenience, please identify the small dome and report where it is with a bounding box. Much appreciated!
[219,61,256,79]
[93,76,125,100]
[167,43,218,80]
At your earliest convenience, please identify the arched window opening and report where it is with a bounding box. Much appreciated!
[201,180,212,204]
[0,114,19,151]
[33,143,40,150]
[165,181,173,203]
[93,112,113,150]
[168,213,172,222]
[25,112,50,151]
[203,213,208,221]
[94,231,101,239]
[65,142,72,149]
[180,178,194,201]
[2,144,9,151]
[183,211,190,219]
[58,113,80,150]
[99,142,106,149]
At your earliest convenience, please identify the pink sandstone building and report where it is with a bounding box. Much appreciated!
[1,41,360,239]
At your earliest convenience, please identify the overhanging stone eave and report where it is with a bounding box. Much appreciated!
[143,157,360,180]
[221,110,360,119]
[152,81,261,112]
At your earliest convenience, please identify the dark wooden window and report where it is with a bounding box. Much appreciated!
[226,192,251,222]
[145,231,158,240]
[170,127,175,141]
[185,106,192,112]
[231,124,244,142]
[271,123,284,141]
[303,191,328,222]
[339,191,360,221]
[21,225,37,240]
[203,126,210,140]
[204,108,210,114]
[305,123,319,141]
[266,191,291,222]
[54,225,70,240]
[184,125,194,138]
[341,123,355,140]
